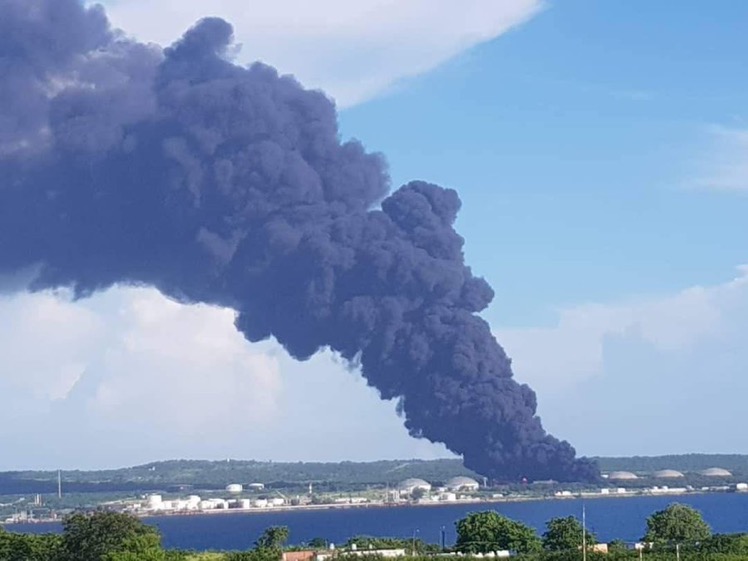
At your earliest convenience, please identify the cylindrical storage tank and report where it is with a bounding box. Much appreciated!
[226,484,243,494]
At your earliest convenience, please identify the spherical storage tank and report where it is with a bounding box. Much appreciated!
[446,476,480,491]
[608,471,638,480]
[653,469,685,478]
[397,478,432,494]
[701,467,732,477]
[226,483,244,494]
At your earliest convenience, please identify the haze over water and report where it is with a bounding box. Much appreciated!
[8,494,748,551]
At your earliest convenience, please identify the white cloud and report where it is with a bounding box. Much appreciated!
[691,126,748,192]
[0,287,281,466]
[497,266,748,456]
[0,286,451,469]
[0,290,103,401]
[99,0,543,107]
[87,289,283,435]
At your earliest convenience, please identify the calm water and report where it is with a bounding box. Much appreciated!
[7,494,748,551]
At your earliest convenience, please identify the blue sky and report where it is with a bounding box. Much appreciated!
[2,0,748,469]
[341,0,748,325]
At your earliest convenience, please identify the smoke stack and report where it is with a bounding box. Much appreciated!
[0,0,598,482]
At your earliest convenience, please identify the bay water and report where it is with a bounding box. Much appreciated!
[7,493,748,551]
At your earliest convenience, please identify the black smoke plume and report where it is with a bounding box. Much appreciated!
[0,0,598,482]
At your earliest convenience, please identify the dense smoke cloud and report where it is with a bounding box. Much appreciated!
[0,0,598,481]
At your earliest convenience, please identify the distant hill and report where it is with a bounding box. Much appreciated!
[2,454,747,496]
[0,459,479,495]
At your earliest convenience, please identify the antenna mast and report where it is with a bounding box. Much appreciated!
[582,503,587,561]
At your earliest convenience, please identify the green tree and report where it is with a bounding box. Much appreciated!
[307,537,329,549]
[607,539,629,553]
[345,536,437,555]
[0,530,61,561]
[60,511,164,561]
[455,511,541,554]
[543,516,597,552]
[255,526,290,551]
[700,533,748,555]
[642,503,711,545]
[227,554,267,561]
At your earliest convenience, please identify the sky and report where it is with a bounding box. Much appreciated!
[2,0,748,470]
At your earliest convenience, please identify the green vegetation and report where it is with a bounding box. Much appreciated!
[455,511,542,554]
[344,536,439,555]
[254,527,289,553]
[542,517,596,552]
[0,527,60,561]
[642,504,712,545]
[59,511,165,561]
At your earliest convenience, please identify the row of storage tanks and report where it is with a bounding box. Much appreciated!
[146,494,284,511]
[224,478,481,497]
[607,468,733,480]
[396,476,481,494]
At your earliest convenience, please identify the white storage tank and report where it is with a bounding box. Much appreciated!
[446,476,481,492]
[147,494,163,509]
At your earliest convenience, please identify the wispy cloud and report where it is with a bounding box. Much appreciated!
[691,125,748,192]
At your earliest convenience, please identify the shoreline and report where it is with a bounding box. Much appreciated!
[4,488,733,527]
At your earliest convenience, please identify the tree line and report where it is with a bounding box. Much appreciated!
[2,503,748,561]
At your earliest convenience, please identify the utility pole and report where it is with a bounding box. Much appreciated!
[676,543,680,561]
